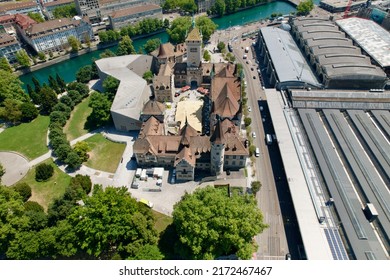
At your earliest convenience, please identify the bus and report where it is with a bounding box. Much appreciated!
[266,134,272,145]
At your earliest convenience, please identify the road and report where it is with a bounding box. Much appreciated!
[229,34,289,259]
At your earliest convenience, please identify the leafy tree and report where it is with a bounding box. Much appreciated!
[0,57,12,73]
[217,41,226,53]
[24,201,44,213]
[196,16,218,43]
[49,111,68,127]
[55,143,72,162]
[213,0,226,16]
[173,186,268,259]
[53,3,77,19]
[131,244,164,260]
[76,65,93,83]
[116,35,136,56]
[167,17,192,44]
[69,174,92,195]
[99,49,116,59]
[56,73,66,92]
[244,117,251,127]
[15,50,31,68]
[164,18,170,28]
[12,183,32,202]
[52,102,71,119]
[49,134,68,150]
[0,98,22,124]
[59,95,74,109]
[296,0,314,16]
[27,12,44,23]
[73,141,90,162]
[65,151,82,169]
[35,163,54,182]
[143,38,161,54]
[226,52,235,63]
[250,181,262,194]
[37,52,46,61]
[67,82,89,97]
[0,186,30,254]
[0,70,27,104]
[203,49,211,61]
[20,102,39,122]
[48,75,60,94]
[142,71,153,84]
[65,186,159,259]
[68,36,80,52]
[102,76,120,98]
[167,16,217,44]
[67,90,82,105]
[0,163,5,184]
[40,85,58,114]
[87,91,112,128]
[249,145,256,156]
[31,76,41,94]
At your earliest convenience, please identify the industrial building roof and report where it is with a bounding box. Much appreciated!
[265,89,334,260]
[298,108,389,259]
[260,26,321,88]
[336,17,390,68]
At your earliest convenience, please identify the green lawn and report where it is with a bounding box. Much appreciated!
[153,210,173,233]
[83,134,126,173]
[0,115,49,160]
[64,96,92,141]
[16,158,71,211]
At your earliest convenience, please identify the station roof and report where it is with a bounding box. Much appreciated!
[260,26,320,87]
[336,17,390,67]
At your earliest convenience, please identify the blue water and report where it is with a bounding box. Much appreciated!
[19,1,296,88]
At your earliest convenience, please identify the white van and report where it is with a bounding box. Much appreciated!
[255,147,260,157]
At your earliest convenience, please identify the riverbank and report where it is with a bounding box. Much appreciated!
[15,29,167,77]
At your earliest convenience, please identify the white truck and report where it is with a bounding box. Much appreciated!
[266,134,273,145]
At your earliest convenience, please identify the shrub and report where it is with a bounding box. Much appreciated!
[251,181,262,194]
[249,145,256,157]
[59,95,74,109]
[35,163,54,182]
[65,151,82,169]
[24,201,44,212]
[52,102,71,118]
[49,111,68,127]
[70,174,92,194]
[55,144,72,162]
[244,117,251,127]
[67,90,82,104]
[12,183,32,202]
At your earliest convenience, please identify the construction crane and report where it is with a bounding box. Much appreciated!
[343,0,353,19]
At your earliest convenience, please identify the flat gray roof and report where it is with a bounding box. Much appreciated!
[95,55,152,121]
[260,26,320,87]
[298,108,388,259]
[265,89,333,260]
[337,17,390,67]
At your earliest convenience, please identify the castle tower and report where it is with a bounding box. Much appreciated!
[186,17,202,68]
[210,118,225,176]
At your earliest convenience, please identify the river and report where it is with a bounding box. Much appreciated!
[19,1,297,88]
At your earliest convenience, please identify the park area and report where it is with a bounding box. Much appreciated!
[16,159,71,211]
[63,95,92,141]
[0,115,49,160]
[83,134,126,173]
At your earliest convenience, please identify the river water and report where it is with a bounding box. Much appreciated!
[19,1,297,88]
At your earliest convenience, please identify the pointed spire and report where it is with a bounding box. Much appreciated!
[210,117,225,144]
[192,15,196,28]
[210,63,215,80]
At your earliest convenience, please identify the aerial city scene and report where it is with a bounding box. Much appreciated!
[0,0,389,261]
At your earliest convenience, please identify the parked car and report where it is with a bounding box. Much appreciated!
[252,132,256,138]
[248,106,252,112]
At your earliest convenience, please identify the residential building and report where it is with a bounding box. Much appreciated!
[108,3,162,30]
[0,1,42,16]
[21,17,93,53]
[43,0,74,19]
[196,0,215,13]
[74,0,101,23]
[74,0,161,23]
[0,33,21,62]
